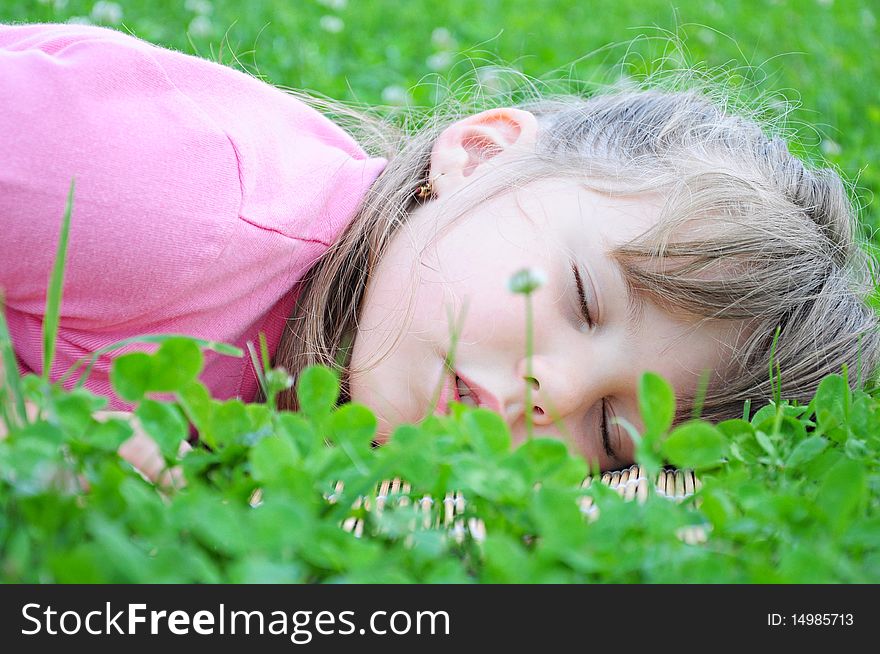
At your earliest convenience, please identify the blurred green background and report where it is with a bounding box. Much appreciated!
[4,0,879,236]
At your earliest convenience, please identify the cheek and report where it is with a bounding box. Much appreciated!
[425,240,536,323]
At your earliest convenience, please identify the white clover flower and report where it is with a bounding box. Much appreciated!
[697,28,716,45]
[821,138,842,156]
[381,85,411,106]
[431,27,456,50]
[187,15,214,38]
[90,1,123,25]
[426,51,453,71]
[862,8,876,28]
[704,0,723,16]
[66,15,92,25]
[767,97,788,114]
[476,66,511,96]
[184,0,214,15]
[319,15,344,34]
[53,0,69,10]
[507,267,547,295]
[317,0,348,9]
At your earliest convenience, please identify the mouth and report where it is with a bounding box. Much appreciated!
[437,370,481,415]
[436,367,505,417]
[453,374,481,407]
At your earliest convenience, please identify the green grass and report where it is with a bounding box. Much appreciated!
[4,0,879,235]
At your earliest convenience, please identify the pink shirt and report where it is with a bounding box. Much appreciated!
[0,23,386,410]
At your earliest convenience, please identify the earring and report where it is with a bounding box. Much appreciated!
[415,179,434,201]
[414,172,445,202]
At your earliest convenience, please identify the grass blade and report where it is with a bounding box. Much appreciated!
[42,179,75,382]
[0,291,27,429]
[246,340,268,401]
[259,331,271,375]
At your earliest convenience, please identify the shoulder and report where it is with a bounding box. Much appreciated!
[0,24,245,325]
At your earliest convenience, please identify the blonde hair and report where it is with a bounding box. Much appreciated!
[270,71,880,425]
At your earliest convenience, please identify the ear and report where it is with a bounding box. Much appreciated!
[428,107,538,197]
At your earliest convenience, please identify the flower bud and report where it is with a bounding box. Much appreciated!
[507,267,547,295]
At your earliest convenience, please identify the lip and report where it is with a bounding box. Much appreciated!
[458,371,503,414]
[436,369,503,416]
[456,371,503,415]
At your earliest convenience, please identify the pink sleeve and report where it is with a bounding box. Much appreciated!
[0,23,386,410]
[0,23,241,326]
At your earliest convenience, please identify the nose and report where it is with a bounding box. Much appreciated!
[510,355,591,427]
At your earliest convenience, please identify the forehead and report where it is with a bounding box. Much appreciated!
[509,178,666,247]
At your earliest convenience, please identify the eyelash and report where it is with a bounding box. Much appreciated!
[571,263,594,328]
[572,263,615,459]
[601,399,614,458]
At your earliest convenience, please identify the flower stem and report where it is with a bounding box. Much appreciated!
[525,291,534,441]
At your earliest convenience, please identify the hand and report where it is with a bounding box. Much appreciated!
[104,411,192,490]
[1,400,190,490]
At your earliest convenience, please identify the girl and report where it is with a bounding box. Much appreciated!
[1,23,877,475]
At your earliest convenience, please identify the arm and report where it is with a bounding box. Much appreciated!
[0,24,240,408]
[1,24,241,321]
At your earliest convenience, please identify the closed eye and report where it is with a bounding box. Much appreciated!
[571,261,594,328]
[601,399,617,459]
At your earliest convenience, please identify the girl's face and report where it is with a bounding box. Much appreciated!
[348,109,741,470]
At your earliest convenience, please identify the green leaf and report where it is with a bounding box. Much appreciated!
[229,558,305,584]
[329,403,376,471]
[844,437,868,460]
[329,403,376,448]
[176,380,212,440]
[86,515,152,582]
[176,492,248,556]
[206,399,252,448]
[110,352,154,402]
[786,436,828,470]
[463,408,511,455]
[79,417,133,452]
[135,399,188,459]
[849,393,880,442]
[49,546,106,583]
[274,413,319,459]
[150,338,203,392]
[814,374,850,443]
[531,486,589,556]
[296,365,340,417]
[638,372,675,435]
[716,419,754,440]
[53,392,99,437]
[817,457,865,533]
[754,431,777,458]
[750,404,778,426]
[514,438,571,478]
[661,421,725,470]
[250,432,300,483]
